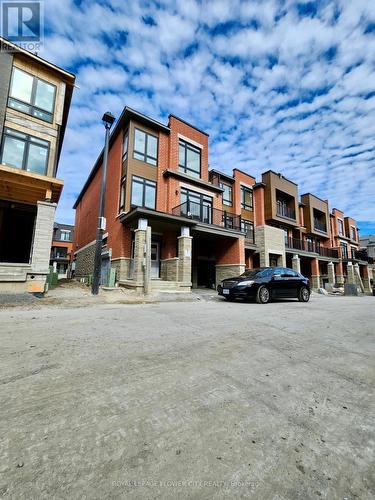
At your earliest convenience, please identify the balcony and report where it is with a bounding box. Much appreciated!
[172,201,242,231]
[313,218,327,233]
[286,238,339,259]
[276,203,296,220]
[352,250,369,262]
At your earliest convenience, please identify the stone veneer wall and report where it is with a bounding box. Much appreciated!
[255,225,286,267]
[215,264,245,286]
[160,258,179,281]
[75,242,96,277]
[111,257,131,281]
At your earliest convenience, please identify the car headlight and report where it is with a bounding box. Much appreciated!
[237,280,255,287]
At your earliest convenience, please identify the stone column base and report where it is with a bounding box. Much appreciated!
[160,258,179,281]
[311,275,321,290]
[111,257,131,281]
[216,264,245,287]
[336,275,345,286]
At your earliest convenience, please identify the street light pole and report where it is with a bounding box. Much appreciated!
[91,112,115,295]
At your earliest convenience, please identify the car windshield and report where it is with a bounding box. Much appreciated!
[240,268,267,278]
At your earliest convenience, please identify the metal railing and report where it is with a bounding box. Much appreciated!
[276,204,296,220]
[286,238,339,258]
[172,201,242,231]
[352,250,369,262]
[313,219,327,233]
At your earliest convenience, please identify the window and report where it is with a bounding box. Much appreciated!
[133,128,158,165]
[123,131,128,160]
[56,247,67,258]
[131,176,156,209]
[338,219,344,236]
[9,67,56,123]
[351,226,356,241]
[60,230,71,241]
[1,128,49,175]
[340,242,348,259]
[180,188,212,224]
[119,178,126,211]
[220,182,232,206]
[241,185,253,210]
[241,219,254,242]
[179,139,201,178]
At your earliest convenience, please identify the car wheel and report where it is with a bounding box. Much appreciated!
[256,285,270,304]
[298,286,310,302]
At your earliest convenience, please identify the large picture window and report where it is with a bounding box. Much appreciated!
[179,139,201,178]
[241,219,255,242]
[8,67,56,123]
[131,176,156,209]
[133,128,158,165]
[0,128,49,175]
[241,186,253,210]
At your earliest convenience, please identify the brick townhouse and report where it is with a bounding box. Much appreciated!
[73,107,373,293]
[0,37,75,293]
[49,223,74,278]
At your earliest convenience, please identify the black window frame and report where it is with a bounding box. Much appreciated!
[178,139,201,178]
[130,175,156,209]
[338,219,344,236]
[133,128,158,166]
[123,129,129,160]
[220,182,232,206]
[240,185,253,210]
[60,230,71,242]
[241,219,255,241]
[119,176,126,212]
[8,67,56,124]
[0,127,50,175]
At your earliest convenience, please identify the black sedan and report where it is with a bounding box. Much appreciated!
[217,267,310,304]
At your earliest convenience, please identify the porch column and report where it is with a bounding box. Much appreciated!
[335,261,344,286]
[292,254,301,274]
[353,263,364,292]
[31,201,56,273]
[327,261,335,286]
[311,258,320,290]
[362,265,371,292]
[346,261,355,284]
[132,219,150,291]
[177,226,192,284]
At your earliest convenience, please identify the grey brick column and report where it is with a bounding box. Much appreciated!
[327,261,335,285]
[346,262,355,284]
[31,201,56,273]
[178,227,192,284]
[292,254,301,273]
[132,225,147,286]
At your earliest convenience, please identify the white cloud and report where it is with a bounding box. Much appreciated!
[41,0,375,227]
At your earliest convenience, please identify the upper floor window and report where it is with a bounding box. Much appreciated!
[123,131,128,160]
[8,67,56,123]
[131,176,156,209]
[133,128,158,165]
[340,241,347,259]
[241,185,253,210]
[119,178,126,212]
[220,182,232,206]
[60,230,71,241]
[351,226,356,241]
[241,219,254,242]
[338,219,344,236]
[0,128,49,175]
[179,139,201,178]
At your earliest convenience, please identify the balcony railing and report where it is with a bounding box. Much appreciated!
[286,238,339,259]
[313,219,327,233]
[172,201,242,231]
[277,204,296,220]
[352,250,369,262]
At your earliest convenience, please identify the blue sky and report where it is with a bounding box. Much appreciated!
[42,0,375,235]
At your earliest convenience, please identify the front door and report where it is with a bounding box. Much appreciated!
[151,241,160,279]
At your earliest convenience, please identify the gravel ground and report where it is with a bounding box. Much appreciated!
[0,294,374,499]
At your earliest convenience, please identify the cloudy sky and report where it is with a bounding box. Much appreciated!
[42,0,375,234]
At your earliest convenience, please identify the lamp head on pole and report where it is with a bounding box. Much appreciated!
[102,111,115,129]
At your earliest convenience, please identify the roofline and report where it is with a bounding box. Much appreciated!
[300,192,328,205]
[262,169,299,187]
[73,106,170,208]
[168,114,209,136]
[0,36,75,81]
[233,168,256,181]
[209,169,235,182]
